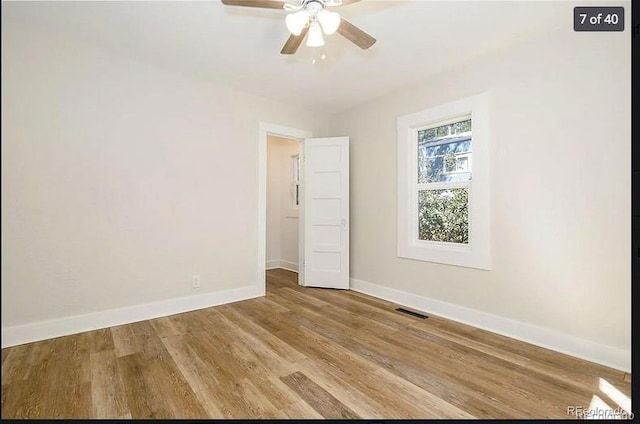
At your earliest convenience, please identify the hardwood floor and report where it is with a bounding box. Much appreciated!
[1,269,632,419]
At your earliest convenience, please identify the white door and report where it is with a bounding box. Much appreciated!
[302,137,349,289]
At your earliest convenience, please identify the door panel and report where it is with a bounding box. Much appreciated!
[303,137,349,289]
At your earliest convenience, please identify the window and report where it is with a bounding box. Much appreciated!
[397,93,491,269]
[417,117,472,244]
[291,154,300,207]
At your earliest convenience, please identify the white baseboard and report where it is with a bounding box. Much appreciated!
[266,260,280,270]
[279,260,298,273]
[1,284,263,349]
[266,259,298,273]
[350,278,631,373]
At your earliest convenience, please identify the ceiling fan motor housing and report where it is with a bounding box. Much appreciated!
[305,1,324,15]
[286,0,342,11]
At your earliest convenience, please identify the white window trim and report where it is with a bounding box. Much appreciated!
[397,92,491,270]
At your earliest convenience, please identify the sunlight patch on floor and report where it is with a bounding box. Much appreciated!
[599,378,631,414]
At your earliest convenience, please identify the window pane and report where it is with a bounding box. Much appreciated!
[418,118,472,183]
[418,188,469,244]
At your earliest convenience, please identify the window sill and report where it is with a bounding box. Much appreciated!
[398,242,491,270]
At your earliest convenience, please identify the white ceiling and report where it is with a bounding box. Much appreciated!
[3,1,586,113]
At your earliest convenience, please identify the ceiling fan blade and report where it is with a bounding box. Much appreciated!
[336,17,376,50]
[280,26,309,54]
[220,0,286,9]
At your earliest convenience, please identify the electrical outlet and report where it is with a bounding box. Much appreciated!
[192,274,201,289]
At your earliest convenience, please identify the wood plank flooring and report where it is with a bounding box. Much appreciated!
[1,269,632,419]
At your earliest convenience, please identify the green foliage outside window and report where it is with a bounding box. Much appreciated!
[443,152,457,173]
[418,119,471,143]
[418,188,469,243]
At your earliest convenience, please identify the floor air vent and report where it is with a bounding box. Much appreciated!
[395,308,428,319]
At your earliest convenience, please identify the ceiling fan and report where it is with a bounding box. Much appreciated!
[221,0,376,54]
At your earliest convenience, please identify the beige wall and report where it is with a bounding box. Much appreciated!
[1,22,325,329]
[266,136,300,269]
[329,27,630,355]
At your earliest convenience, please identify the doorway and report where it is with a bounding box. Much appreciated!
[258,124,350,294]
[257,123,312,294]
[266,135,301,274]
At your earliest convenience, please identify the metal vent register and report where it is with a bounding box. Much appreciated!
[395,308,429,319]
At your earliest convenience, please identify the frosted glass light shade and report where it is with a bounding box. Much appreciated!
[306,21,325,47]
[285,10,310,36]
[317,10,340,35]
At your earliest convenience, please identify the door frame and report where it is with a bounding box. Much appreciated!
[258,123,312,295]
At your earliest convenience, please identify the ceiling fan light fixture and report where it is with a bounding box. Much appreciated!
[221,0,376,54]
[306,21,325,47]
[317,9,340,35]
[285,10,310,36]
